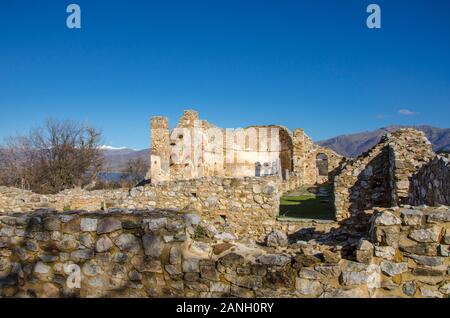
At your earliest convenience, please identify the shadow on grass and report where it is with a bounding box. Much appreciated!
[279,195,335,220]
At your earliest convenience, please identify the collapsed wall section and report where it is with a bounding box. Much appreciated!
[409,156,450,206]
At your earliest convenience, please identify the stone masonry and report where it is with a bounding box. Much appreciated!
[409,155,450,206]
[0,205,449,298]
[149,110,343,186]
[334,129,435,221]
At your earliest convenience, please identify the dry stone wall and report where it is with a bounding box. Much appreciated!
[409,156,450,206]
[367,206,450,298]
[0,176,293,241]
[150,110,343,185]
[334,129,435,221]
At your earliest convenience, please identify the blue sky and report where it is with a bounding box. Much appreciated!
[1,0,449,149]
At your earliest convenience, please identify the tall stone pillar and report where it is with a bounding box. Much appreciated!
[149,116,171,184]
[292,128,306,183]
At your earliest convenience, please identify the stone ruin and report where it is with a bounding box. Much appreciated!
[149,109,343,186]
[0,113,449,298]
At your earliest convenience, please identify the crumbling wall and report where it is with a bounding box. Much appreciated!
[334,141,393,221]
[150,110,342,185]
[367,206,450,298]
[334,129,435,221]
[1,206,448,298]
[387,129,434,205]
[409,156,450,206]
[292,129,344,185]
[149,116,171,182]
[0,176,284,240]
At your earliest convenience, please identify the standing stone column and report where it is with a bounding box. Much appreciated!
[149,116,171,184]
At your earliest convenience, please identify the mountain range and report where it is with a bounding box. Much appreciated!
[317,125,450,158]
[102,125,450,171]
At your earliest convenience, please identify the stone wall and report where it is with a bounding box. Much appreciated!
[366,206,450,298]
[292,129,343,186]
[387,129,434,205]
[409,156,450,206]
[0,176,289,241]
[334,129,435,221]
[1,206,449,298]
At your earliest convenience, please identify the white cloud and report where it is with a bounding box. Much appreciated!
[398,109,418,116]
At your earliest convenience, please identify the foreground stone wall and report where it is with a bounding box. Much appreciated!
[334,129,435,221]
[367,206,450,297]
[409,156,450,206]
[1,206,449,298]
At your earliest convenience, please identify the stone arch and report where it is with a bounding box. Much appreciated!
[316,153,329,177]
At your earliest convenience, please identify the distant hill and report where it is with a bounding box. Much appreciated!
[317,125,450,158]
[101,147,150,172]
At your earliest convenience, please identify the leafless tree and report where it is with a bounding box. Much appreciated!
[0,119,104,194]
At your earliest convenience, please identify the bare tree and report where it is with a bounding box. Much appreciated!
[0,119,104,194]
[120,157,149,187]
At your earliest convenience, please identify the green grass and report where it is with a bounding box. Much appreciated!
[279,186,335,220]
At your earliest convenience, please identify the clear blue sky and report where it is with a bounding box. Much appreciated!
[1,0,449,149]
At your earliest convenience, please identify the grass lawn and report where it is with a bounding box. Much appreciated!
[279,185,335,220]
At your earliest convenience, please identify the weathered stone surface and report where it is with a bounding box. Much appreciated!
[374,246,396,261]
[427,211,450,223]
[339,271,369,286]
[71,249,93,260]
[95,236,114,253]
[322,250,341,264]
[409,227,441,243]
[438,245,449,257]
[115,234,141,254]
[406,255,444,266]
[438,282,450,295]
[373,211,402,226]
[295,278,323,296]
[97,218,122,234]
[219,253,244,267]
[402,281,416,296]
[213,243,234,255]
[356,240,374,264]
[295,254,321,267]
[182,258,200,273]
[142,233,163,258]
[314,264,341,277]
[169,246,181,265]
[400,209,422,226]
[400,242,439,256]
[143,217,167,232]
[210,281,230,293]
[420,286,443,298]
[80,218,97,232]
[380,261,408,277]
[266,230,288,247]
[257,254,291,267]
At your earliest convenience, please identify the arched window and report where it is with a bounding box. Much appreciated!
[316,153,329,176]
